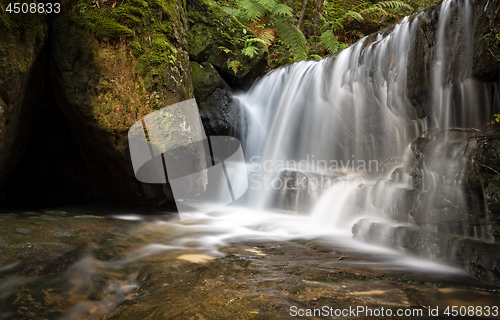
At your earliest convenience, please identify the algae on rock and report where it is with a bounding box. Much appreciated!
[186,0,268,89]
[0,7,48,188]
[51,0,196,206]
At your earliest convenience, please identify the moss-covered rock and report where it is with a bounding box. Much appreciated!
[190,61,222,102]
[190,61,244,139]
[51,0,195,206]
[186,0,268,89]
[0,5,48,187]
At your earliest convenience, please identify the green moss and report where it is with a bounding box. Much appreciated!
[66,0,192,113]
[186,0,267,77]
[190,61,221,101]
[0,1,47,82]
[72,5,134,38]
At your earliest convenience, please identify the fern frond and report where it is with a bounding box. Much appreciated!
[375,0,413,11]
[273,18,308,60]
[250,22,276,46]
[343,10,364,23]
[273,3,293,16]
[252,0,277,12]
[360,6,388,17]
[319,29,347,54]
[242,45,259,57]
[239,0,268,22]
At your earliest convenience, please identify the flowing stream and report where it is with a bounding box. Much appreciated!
[2,0,500,318]
[238,0,500,234]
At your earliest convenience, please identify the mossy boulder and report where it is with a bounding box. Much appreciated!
[186,0,268,89]
[190,61,222,102]
[0,6,48,188]
[464,125,500,229]
[190,61,244,138]
[51,0,195,206]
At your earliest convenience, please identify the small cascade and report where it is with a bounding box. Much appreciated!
[235,0,500,278]
[237,14,428,213]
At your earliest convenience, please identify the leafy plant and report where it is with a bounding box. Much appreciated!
[360,0,414,22]
[218,46,232,54]
[494,113,500,123]
[222,0,309,60]
[318,0,413,54]
[242,38,266,57]
[319,29,348,54]
[228,60,241,73]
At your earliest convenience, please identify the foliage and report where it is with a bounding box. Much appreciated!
[319,29,347,54]
[319,0,413,53]
[242,38,267,57]
[222,0,309,60]
[228,60,242,73]
[216,0,438,68]
[494,113,500,123]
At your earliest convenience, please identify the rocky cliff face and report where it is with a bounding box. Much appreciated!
[50,0,195,206]
[0,11,48,189]
[0,0,267,207]
[186,0,269,139]
[353,126,500,284]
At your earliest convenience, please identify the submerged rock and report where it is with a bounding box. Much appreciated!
[353,219,500,286]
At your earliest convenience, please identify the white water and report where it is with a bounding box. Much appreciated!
[235,0,500,236]
[83,1,491,286]
[100,0,500,276]
[110,0,500,279]
[5,2,500,318]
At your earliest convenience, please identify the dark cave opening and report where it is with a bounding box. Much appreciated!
[0,38,102,210]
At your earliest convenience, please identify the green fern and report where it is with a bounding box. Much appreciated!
[319,30,348,54]
[274,18,308,60]
[242,37,266,57]
[222,0,308,61]
[272,3,293,16]
[361,1,413,19]
[228,60,241,74]
[242,45,259,57]
[344,10,364,23]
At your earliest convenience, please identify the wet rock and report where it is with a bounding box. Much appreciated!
[464,125,500,240]
[52,231,77,238]
[14,228,33,235]
[375,129,494,239]
[366,0,500,119]
[191,61,223,102]
[273,170,312,212]
[51,0,195,206]
[353,219,500,286]
[186,0,268,89]
[190,61,244,138]
[272,170,342,213]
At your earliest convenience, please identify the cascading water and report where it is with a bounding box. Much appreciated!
[238,16,428,219]
[4,1,500,318]
[237,0,500,240]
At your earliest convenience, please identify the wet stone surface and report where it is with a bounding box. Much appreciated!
[0,210,499,319]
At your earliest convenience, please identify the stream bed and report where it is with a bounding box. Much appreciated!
[0,206,499,319]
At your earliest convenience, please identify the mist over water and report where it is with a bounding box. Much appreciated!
[211,0,500,263]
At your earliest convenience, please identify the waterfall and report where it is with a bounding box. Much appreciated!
[236,0,500,236]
